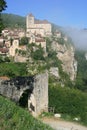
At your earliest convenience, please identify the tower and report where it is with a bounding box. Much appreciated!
[26,13,34,29]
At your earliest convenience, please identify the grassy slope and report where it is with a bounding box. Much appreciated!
[0,95,53,130]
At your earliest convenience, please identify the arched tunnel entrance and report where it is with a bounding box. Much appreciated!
[19,89,32,108]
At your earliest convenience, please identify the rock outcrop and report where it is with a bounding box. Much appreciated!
[49,67,60,79]
[51,41,77,80]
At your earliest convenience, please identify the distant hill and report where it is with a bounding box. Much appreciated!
[1,13,26,29]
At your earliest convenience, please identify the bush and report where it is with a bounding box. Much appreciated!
[0,62,27,78]
[20,37,29,45]
[49,86,87,124]
[32,48,44,60]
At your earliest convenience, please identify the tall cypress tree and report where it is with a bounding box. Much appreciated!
[0,0,7,35]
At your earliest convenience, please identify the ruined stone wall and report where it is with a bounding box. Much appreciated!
[33,72,48,116]
[0,72,48,117]
[0,77,34,102]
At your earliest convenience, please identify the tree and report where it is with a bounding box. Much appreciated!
[0,0,7,34]
[20,37,29,45]
[0,0,7,12]
[32,47,44,60]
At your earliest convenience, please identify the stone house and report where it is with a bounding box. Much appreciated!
[9,38,19,56]
[54,31,61,38]
[2,29,10,37]
[29,34,46,52]
[5,39,11,48]
[0,36,9,55]
[64,36,68,41]
[18,31,25,38]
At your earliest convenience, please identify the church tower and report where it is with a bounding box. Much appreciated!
[26,13,34,29]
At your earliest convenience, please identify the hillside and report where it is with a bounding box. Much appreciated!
[0,95,53,130]
[1,13,26,29]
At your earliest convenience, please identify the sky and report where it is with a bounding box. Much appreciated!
[3,0,87,28]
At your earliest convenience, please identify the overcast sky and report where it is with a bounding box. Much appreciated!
[4,0,87,28]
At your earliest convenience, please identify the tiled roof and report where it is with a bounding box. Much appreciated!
[0,76,10,80]
[35,38,45,42]
[0,36,4,39]
[35,19,49,24]
[0,48,9,53]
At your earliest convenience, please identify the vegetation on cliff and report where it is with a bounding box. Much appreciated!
[74,49,87,92]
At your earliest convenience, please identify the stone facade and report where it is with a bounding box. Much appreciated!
[9,39,19,56]
[0,72,48,117]
[26,13,52,36]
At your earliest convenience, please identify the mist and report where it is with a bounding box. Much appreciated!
[62,27,87,50]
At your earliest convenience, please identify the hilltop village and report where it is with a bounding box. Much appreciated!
[0,13,77,81]
[0,13,63,58]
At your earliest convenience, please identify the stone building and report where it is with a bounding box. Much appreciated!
[0,72,48,117]
[29,34,46,52]
[26,13,52,37]
[9,38,19,56]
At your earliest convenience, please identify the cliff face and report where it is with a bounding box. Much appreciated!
[51,41,77,80]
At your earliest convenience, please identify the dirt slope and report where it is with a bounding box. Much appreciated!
[41,117,87,130]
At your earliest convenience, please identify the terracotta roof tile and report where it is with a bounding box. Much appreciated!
[0,48,9,53]
[35,19,49,24]
[0,76,10,80]
[35,38,45,42]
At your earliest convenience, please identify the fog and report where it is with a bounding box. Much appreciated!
[62,27,87,50]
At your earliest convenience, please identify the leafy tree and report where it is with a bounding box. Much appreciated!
[4,56,10,62]
[56,37,65,45]
[49,86,87,122]
[0,56,4,63]
[0,0,7,34]
[0,0,7,12]
[32,47,44,60]
[74,49,87,91]
[20,37,29,45]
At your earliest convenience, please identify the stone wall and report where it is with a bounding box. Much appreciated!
[33,72,48,116]
[0,72,48,117]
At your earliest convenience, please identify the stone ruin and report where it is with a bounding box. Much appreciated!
[0,72,48,117]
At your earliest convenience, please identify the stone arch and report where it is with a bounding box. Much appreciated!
[19,89,32,108]
[28,93,36,117]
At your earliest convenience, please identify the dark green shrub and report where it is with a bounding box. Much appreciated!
[49,86,87,124]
